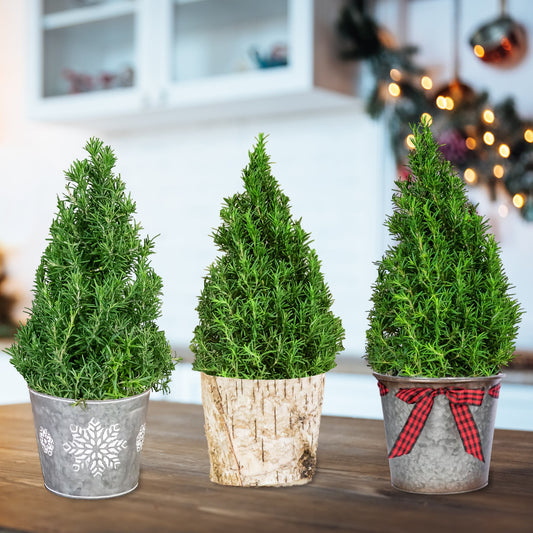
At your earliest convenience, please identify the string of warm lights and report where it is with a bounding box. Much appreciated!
[337,0,533,221]
[384,66,533,219]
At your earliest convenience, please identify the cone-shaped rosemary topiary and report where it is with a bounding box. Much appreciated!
[8,138,175,400]
[366,121,522,377]
[191,134,345,379]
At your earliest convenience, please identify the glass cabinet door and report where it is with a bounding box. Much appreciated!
[40,0,137,99]
[29,0,354,125]
[170,0,290,83]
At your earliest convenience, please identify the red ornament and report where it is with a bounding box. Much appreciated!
[469,15,527,68]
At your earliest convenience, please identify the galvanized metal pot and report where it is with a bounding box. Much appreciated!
[201,372,325,487]
[29,388,150,499]
[374,373,502,494]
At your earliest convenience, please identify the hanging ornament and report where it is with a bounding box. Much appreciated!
[437,128,469,163]
[434,0,475,110]
[469,0,527,68]
[434,78,476,110]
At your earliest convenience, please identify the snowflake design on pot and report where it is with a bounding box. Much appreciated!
[136,423,146,453]
[63,418,127,478]
[39,426,54,456]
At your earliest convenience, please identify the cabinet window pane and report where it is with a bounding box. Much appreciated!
[172,0,289,82]
[42,14,135,97]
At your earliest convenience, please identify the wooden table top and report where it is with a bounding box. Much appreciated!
[0,402,532,533]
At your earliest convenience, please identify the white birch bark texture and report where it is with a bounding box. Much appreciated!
[201,372,326,487]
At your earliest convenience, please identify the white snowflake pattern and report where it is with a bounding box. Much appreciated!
[39,426,54,456]
[63,418,128,478]
[136,423,146,453]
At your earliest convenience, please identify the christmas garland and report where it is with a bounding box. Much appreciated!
[337,0,533,221]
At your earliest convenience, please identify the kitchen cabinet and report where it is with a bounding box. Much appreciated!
[28,0,355,128]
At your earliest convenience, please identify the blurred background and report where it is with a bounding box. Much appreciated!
[0,0,532,427]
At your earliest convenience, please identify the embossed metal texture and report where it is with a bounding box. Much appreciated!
[374,373,502,494]
[29,388,150,499]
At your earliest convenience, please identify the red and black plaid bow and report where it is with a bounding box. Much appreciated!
[388,387,486,462]
[378,381,389,396]
[488,383,501,398]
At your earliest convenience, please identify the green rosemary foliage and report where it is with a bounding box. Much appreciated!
[366,121,522,377]
[8,139,175,400]
[191,134,345,379]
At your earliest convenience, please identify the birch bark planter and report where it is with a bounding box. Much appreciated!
[374,373,502,494]
[29,388,150,499]
[200,372,325,487]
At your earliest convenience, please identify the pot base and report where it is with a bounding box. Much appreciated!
[44,483,139,500]
[391,481,488,495]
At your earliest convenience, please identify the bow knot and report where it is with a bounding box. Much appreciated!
[389,386,486,462]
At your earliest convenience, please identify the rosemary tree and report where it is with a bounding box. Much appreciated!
[8,139,174,400]
[366,121,522,377]
[191,134,345,379]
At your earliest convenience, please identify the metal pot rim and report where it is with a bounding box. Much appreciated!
[28,387,150,405]
[372,372,504,385]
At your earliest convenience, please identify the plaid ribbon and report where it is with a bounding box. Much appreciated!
[378,381,389,396]
[389,387,486,462]
[488,384,501,398]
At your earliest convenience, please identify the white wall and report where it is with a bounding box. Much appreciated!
[0,3,91,326]
[0,0,532,358]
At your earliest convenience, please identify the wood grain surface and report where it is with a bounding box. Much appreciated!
[0,401,532,533]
